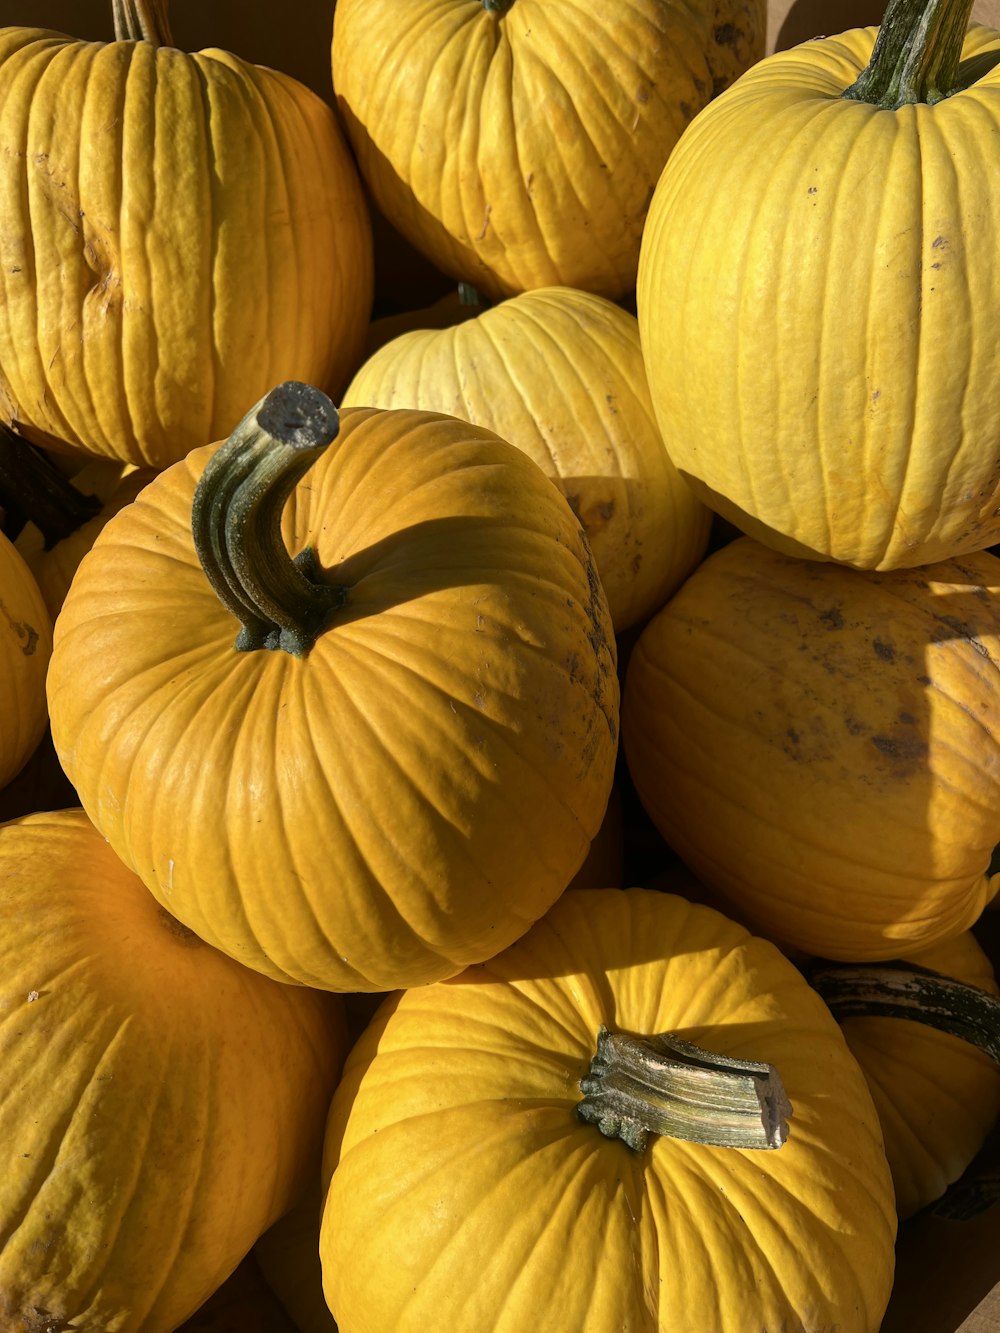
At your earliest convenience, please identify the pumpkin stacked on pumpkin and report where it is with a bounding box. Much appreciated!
[0,0,997,1329]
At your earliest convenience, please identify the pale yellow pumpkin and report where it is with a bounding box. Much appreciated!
[343,287,710,632]
[321,888,896,1332]
[332,0,765,301]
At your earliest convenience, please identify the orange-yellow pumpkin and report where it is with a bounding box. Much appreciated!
[0,529,52,790]
[0,808,346,1332]
[47,383,619,992]
[622,537,1000,960]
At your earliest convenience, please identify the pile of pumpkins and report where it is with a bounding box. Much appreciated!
[1,0,1000,1329]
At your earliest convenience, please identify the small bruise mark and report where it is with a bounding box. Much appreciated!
[819,606,844,630]
[873,638,895,662]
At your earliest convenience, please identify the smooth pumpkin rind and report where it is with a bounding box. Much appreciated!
[321,888,895,1333]
[47,407,619,991]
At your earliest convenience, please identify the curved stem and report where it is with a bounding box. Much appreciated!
[809,960,1000,1064]
[576,1026,792,1153]
[191,382,348,658]
[841,0,976,108]
[112,0,174,46]
[482,0,514,13]
[0,424,101,547]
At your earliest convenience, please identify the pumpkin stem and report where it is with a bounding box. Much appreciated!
[191,381,347,658]
[0,423,101,547]
[808,960,1000,1064]
[482,0,514,13]
[576,1026,792,1153]
[841,0,976,109]
[112,0,174,46]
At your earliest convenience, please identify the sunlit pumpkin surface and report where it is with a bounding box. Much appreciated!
[0,26,373,467]
[321,889,896,1333]
[623,538,1000,961]
[638,24,1000,569]
[0,809,346,1332]
[332,0,765,299]
[343,287,710,634]
[47,407,620,992]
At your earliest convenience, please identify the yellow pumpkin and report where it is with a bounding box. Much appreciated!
[0,808,346,1332]
[812,931,1000,1221]
[15,462,156,618]
[47,382,619,992]
[320,888,896,1332]
[332,0,765,301]
[637,13,1000,569]
[0,528,52,790]
[343,287,710,632]
[622,537,1000,960]
[0,8,372,468]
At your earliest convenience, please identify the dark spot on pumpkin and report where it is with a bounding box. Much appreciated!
[156,906,201,946]
[636,85,650,104]
[898,711,917,725]
[711,76,729,98]
[873,638,895,662]
[844,716,867,735]
[819,607,844,630]
[565,493,582,519]
[807,186,818,195]
[713,22,741,47]
[680,100,694,120]
[917,674,932,686]
[597,500,614,522]
[15,622,39,655]
[787,727,800,744]
[631,553,642,574]
[871,733,928,761]
[932,235,947,248]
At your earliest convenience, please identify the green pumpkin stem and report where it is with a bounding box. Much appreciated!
[809,960,1000,1064]
[841,0,976,108]
[482,0,513,13]
[576,1026,792,1153]
[191,381,347,658]
[0,423,101,546]
[112,0,174,46]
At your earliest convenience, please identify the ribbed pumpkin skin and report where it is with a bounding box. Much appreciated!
[637,25,1000,570]
[321,889,895,1333]
[0,809,346,1333]
[839,932,1000,1221]
[343,288,710,632]
[622,539,1000,960]
[47,407,619,992]
[0,28,373,468]
[0,530,52,790]
[331,0,765,301]
[15,465,156,618]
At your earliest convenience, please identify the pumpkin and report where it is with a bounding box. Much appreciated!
[255,1180,338,1333]
[47,381,619,992]
[320,888,896,1333]
[622,537,1000,961]
[343,287,710,632]
[811,932,1000,1221]
[0,528,52,790]
[0,808,347,1332]
[15,461,156,618]
[0,3,373,468]
[637,1,1000,570]
[331,0,765,301]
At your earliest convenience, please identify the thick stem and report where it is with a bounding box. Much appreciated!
[0,424,101,546]
[576,1026,792,1153]
[112,0,174,46]
[842,0,976,109]
[191,382,348,658]
[482,0,514,13]
[809,960,1000,1064]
